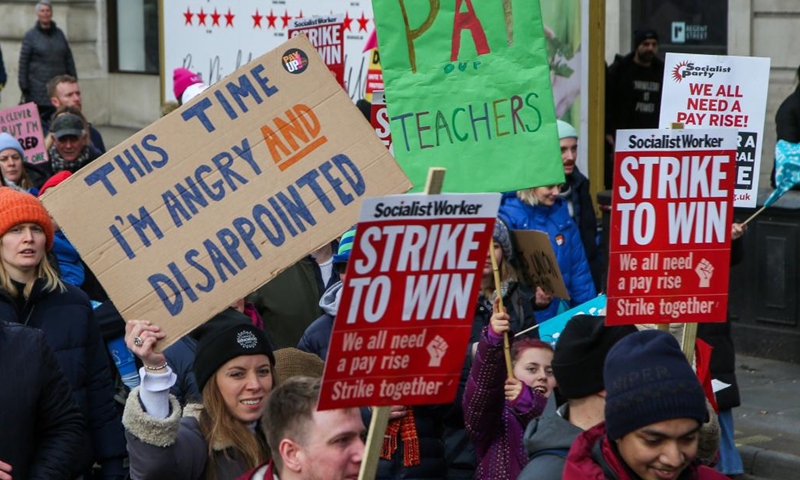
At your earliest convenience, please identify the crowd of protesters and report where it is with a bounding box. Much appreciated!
[0,6,750,479]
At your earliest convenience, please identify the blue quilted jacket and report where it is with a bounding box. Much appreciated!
[499,195,597,323]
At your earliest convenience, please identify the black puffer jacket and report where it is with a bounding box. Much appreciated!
[0,280,127,478]
[18,20,77,107]
[0,45,7,88]
[696,237,746,410]
[0,321,84,479]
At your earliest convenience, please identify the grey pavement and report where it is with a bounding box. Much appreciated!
[735,354,800,479]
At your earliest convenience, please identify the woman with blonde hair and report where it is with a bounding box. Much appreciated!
[0,187,128,479]
[500,185,597,324]
[123,308,275,479]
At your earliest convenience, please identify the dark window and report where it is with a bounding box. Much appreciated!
[633,0,728,56]
[108,0,159,74]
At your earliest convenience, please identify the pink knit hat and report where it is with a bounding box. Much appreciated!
[173,68,203,101]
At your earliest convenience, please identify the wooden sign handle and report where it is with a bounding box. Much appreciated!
[489,240,514,378]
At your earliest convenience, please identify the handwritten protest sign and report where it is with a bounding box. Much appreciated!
[511,229,569,299]
[372,1,563,192]
[42,36,411,347]
[0,103,47,165]
[659,54,770,208]
[318,193,500,409]
[370,91,392,153]
[288,15,345,88]
[606,128,737,326]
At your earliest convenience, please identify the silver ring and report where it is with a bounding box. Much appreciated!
[133,336,144,346]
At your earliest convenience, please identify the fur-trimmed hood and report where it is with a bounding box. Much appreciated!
[123,387,237,451]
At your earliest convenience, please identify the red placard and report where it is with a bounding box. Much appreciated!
[317,193,500,410]
[370,91,392,152]
[606,129,737,326]
[288,15,345,88]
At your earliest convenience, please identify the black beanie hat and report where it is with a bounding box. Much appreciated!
[192,308,275,393]
[552,315,637,399]
[604,330,707,441]
[634,27,659,48]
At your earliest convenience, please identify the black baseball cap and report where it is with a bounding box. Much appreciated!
[51,114,85,139]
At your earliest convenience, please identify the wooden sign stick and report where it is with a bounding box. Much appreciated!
[489,238,514,378]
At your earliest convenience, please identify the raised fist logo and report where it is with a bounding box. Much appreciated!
[426,335,449,367]
[695,259,714,288]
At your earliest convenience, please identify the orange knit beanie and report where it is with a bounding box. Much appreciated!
[0,187,55,251]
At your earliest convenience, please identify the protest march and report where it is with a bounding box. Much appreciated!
[1,1,796,480]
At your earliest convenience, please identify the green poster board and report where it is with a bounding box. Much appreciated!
[373,0,564,192]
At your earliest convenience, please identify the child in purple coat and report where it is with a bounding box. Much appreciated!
[463,297,556,480]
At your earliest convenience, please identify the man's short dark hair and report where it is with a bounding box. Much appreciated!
[47,74,78,99]
[262,376,321,470]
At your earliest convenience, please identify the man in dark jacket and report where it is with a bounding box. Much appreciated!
[18,0,77,124]
[605,27,665,187]
[520,316,636,480]
[696,224,747,476]
[249,240,339,349]
[557,120,603,291]
[0,44,7,101]
[47,74,106,153]
[48,112,99,174]
[0,321,84,480]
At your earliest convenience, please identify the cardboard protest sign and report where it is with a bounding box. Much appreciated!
[318,193,500,409]
[41,35,412,347]
[536,294,606,346]
[370,91,392,152]
[511,229,569,299]
[606,129,737,326]
[0,103,47,165]
[659,53,770,208]
[372,1,563,192]
[288,15,345,88]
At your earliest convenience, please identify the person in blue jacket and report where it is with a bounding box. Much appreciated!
[499,184,597,323]
[0,187,127,480]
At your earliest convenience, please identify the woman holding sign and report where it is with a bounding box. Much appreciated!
[123,309,275,480]
[500,185,597,323]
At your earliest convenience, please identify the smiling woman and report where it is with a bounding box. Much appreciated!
[122,308,275,480]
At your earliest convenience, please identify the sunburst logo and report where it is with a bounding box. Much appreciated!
[671,60,690,82]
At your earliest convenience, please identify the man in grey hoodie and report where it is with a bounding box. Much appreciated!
[519,316,636,480]
[296,227,354,360]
